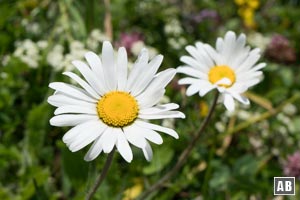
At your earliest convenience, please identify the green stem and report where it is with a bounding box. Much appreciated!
[201,144,215,198]
[219,93,300,139]
[137,91,219,200]
[85,148,115,200]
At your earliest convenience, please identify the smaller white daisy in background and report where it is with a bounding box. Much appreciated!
[177,31,266,112]
[48,41,185,163]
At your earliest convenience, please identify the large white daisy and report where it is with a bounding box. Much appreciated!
[48,41,185,163]
[177,31,266,112]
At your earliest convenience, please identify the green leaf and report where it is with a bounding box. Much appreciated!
[291,117,300,132]
[233,155,259,177]
[209,165,230,190]
[59,141,89,189]
[143,145,174,175]
[25,102,51,162]
[20,166,50,200]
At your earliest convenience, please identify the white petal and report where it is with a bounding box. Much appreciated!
[101,41,117,90]
[48,94,95,108]
[236,48,261,73]
[63,72,100,99]
[198,82,216,96]
[116,47,128,91]
[180,56,207,72]
[126,49,149,91]
[50,114,98,127]
[186,84,201,96]
[185,45,203,62]
[100,128,118,153]
[203,44,222,65]
[123,124,147,148]
[215,77,232,86]
[142,141,153,161]
[243,79,260,88]
[136,68,176,107]
[139,103,179,115]
[228,83,248,93]
[230,93,250,105]
[85,51,103,77]
[130,54,163,96]
[137,89,165,108]
[116,130,133,163]
[84,136,103,161]
[135,120,179,139]
[216,37,224,52]
[217,87,226,93]
[84,51,110,92]
[223,94,235,112]
[227,33,248,68]
[177,66,207,79]
[72,60,106,95]
[49,82,97,103]
[178,77,200,85]
[62,120,106,143]
[237,71,262,81]
[135,126,163,145]
[249,63,266,72]
[67,121,105,152]
[145,68,176,92]
[139,111,185,120]
[220,31,236,63]
[54,105,97,115]
[194,42,215,67]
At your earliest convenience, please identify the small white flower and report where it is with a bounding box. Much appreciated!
[177,31,266,112]
[37,40,48,49]
[131,41,157,59]
[47,44,65,71]
[131,40,146,56]
[48,41,185,162]
[168,37,187,50]
[13,39,40,68]
[87,29,110,50]
[2,55,10,66]
[282,103,297,116]
[164,19,183,36]
[247,32,271,52]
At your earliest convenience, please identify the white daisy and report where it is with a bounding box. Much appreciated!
[177,31,266,112]
[48,41,185,163]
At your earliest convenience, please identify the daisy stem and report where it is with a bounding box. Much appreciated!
[138,91,219,199]
[85,148,116,200]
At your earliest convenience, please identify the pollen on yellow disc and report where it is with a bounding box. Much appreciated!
[208,65,236,88]
[97,91,139,127]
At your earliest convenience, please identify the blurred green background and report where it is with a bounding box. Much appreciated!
[1,0,300,199]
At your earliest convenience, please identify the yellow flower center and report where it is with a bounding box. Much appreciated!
[97,91,139,127]
[208,65,236,88]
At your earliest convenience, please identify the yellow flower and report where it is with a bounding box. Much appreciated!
[123,178,143,200]
[245,18,256,28]
[235,0,245,6]
[199,101,209,117]
[241,7,254,18]
[247,0,260,9]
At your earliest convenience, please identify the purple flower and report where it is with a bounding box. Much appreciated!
[283,151,300,180]
[191,9,219,23]
[265,34,296,63]
[116,32,144,54]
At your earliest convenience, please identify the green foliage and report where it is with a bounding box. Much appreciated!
[143,146,174,175]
